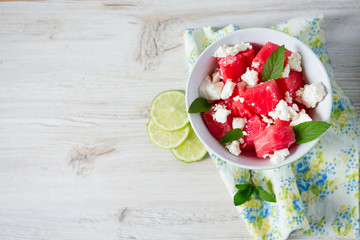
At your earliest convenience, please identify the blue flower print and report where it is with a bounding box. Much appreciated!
[296,159,310,174]
[313,173,327,186]
[244,208,258,223]
[297,178,311,192]
[293,198,302,211]
[260,202,271,218]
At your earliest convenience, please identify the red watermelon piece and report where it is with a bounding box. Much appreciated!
[276,71,305,98]
[225,98,254,118]
[254,125,295,158]
[225,87,254,118]
[241,115,267,151]
[274,119,290,126]
[252,42,292,74]
[218,48,255,83]
[201,107,233,141]
[243,80,282,115]
[230,86,246,98]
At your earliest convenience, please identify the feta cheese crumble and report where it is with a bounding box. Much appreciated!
[233,96,244,103]
[288,52,302,72]
[263,148,290,163]
[241,68,259,87]
[212,104,231,123]
[199,75,224,100]
[292,103,299,111]
[296,82,326,108]
[290,109,312,126]
[212,71,221,83]
[252,61,260,69]
[279,63,290,78]
[220,80,236,100]
[261,115,274,124]
[225,140,241,156]
[213,42,253,58]
[268,100,298,121]
[232,117,247,129]
[285,91,293,103]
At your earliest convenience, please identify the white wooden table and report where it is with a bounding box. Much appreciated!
[0,1,359,239]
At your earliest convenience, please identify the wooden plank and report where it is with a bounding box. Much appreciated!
[0,0,359,239]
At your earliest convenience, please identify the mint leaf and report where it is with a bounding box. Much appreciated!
[188,97,212,113]
[254,186,276,202]
[262,45,285,81]
[234,185,254,206]
[220,129,243,144]
[293,121,331,144]
[235,183,251,190]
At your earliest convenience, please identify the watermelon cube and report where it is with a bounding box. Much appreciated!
[254,125,295,158]
[274,119,290,126]
[243,79,282,115]
[241,115,267,151]
[218,48,255,83]
[225,98,254,118]
[276,71,305,98]
[252,42,292,74]
[201,107,233,141]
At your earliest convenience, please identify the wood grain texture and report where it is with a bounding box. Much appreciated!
[0,0,359,239]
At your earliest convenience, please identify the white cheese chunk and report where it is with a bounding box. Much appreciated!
[252,61,260,69]
[213,42,253,58]
[290,109,312,126]
[261,115,274,124]
[212,71,221,83]
[285,91,293,103]
[199,75,224,100]
[241,68,259,87]
[233,96,244,103]
[221,80,236,100]
[292,103,299,111]
[232,117,247,129]
[268,100,298,121]
[295,82,326,108]
[279,63,290,78]
[212,104,231,123]
[225,140,241,156]
[263,148,290,163]
[288,52,302,72]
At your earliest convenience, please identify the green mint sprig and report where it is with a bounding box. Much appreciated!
[233,171,276,206]
[220,129,243,144]
[188,97,212,113]
[262,45,285,82]
[293,121,331,144]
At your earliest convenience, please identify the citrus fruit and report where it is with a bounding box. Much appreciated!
[147,118,190,149]
[150,90,189,131]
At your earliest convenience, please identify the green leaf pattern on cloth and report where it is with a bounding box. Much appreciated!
[184,15,359,240]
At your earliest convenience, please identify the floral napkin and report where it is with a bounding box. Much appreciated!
[184,15,359,239]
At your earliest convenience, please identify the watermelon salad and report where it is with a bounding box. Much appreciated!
[198,41,327,163]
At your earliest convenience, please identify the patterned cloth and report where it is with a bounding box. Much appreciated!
[184,16,359,239]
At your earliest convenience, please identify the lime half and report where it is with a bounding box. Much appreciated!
[147,118,190,149]
[171,127,208,163]
[150,90,189,131]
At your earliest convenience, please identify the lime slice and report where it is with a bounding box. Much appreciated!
[171,127,208,163]
[150,90,189,131]
[147,118,190,149]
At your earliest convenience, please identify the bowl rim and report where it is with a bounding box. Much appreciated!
[185,27,332,170]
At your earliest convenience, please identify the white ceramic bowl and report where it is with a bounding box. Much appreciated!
[186,28,332,170]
